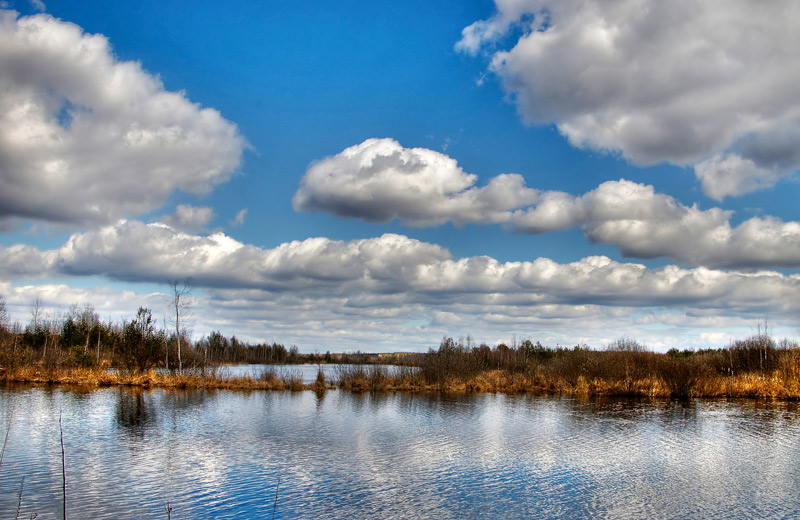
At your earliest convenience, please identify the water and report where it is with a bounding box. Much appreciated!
[1,386,798,519]
[209,363,408,384]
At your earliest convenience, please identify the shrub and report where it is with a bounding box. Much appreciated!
[606,336,648,352]
[117,308,164,372]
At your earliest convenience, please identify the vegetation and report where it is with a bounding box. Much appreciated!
[1,296,799,398]
[407,332,800,398]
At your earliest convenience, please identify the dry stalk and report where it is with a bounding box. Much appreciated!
[272,477,281,520]
[59,411,66,520]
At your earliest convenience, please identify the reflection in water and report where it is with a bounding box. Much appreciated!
[214,363,410,384]
[0,387,798,519]
[115,389,154,438]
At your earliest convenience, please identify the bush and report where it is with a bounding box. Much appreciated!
[117,307,164,372]
[606,336,648,352]
[63,345,95,368]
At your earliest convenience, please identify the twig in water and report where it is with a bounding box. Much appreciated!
[272,477,281,520]
[0,414,11,471]
[15,476,24,520]
[164,501,173,520]
[59,411,66,520]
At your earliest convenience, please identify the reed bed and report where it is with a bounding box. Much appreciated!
[2,362,800,398]
[0,366,315,392]
[2,335,800,398]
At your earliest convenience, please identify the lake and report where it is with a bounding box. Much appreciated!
[207,363,410,384]
[1,385,798,519]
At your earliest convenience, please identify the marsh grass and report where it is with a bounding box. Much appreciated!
[3,358,800,397]
[334,364,425,392]
[0,366,314,392]
[2,334,800,398]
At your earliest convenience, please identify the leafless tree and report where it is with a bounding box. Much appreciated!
[0,297,9,362]
[30,297,42,348]
[28,297,56,363]
[0,296,8,331]
[168,278,192,374]
[162,317,170,371]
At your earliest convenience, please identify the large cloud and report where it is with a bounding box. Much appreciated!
[0,10,245,226]
[160,205,215,233]
[513,181,800,268]
[294,139,800,268]
[293,138,538,226]
[2,220,797,324]
[457,0,800,199]
[2,221,797,350]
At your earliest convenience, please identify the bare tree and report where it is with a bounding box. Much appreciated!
[162,316,170,371]
[168,278,192,374]
[0,296,8,332]
[30,297,42,349]
[0,297,8,363]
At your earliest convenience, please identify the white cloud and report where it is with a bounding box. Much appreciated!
[516,180,800,268]
[694,154,786,200]
[0,10,246,226]
[294,140,800,268]
[0,280,165,327]
[0,220,797,352]
[293,138,538,226]
[230,208,247,227]
[160,205,215,232]
[458,0,800,198]
[0,243,56,277]
[455,0,538,56]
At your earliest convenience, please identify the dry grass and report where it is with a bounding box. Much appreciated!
[0,366,317,392]
[2,359,800,398]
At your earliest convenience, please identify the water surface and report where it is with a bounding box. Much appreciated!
[211,363,406,384]
[1,386,798,519]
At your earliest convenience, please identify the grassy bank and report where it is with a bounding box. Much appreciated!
[0,366,315,392]
[3,344,800,398]
[404,335,800,398]
[334,353,800,398]
[2,302,799,398]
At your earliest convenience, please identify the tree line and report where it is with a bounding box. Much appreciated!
[0,297,303,373]
[2,295,799,398]
[400,331,800,396]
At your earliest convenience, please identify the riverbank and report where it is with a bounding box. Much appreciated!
[2,363,799,398]
[0,366,311,391]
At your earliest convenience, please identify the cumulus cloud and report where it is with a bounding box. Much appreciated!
[1,221,797,351]
[514,180,800,268]
[293,138,538,226]
[457,0,800,199]
[0,280,165,327]
[230,208,247,227]
[0,10,246,226]
[694,154,785,201]
[295,140,800,268]
[1,220,797,326]
[160,205,215,232]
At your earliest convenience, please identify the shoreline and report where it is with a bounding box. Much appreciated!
[2,365,798,399]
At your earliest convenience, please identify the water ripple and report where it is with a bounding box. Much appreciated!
[1,389,800,519]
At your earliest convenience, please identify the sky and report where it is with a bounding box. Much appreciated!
[0,0,798,353]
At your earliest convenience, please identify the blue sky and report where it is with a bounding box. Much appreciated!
[1,0,798,352]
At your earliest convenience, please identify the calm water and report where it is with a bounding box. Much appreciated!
[211,363,409,384]
[1,386,798,519]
